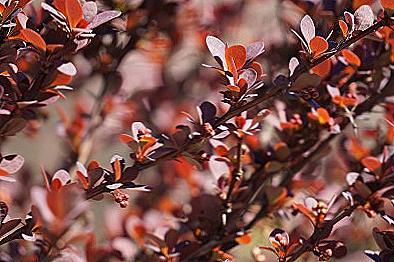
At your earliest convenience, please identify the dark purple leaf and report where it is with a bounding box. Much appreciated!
[198,102,217,124]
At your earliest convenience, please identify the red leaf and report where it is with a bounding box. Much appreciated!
[339,20,348,38]
[310,36,328,57]
[87,160,100,171]
[333,96,357,107]
[76,170,89,189]
[381,0,394,10]
[317,108,330,124]
[311,59,331,78]
[51,178,62,191]
[353,0,374,9]
[361,156,381,172]
[119,134,135,144]
[250,61,264,79]
[236,234,252,244]
[214,145,229,157]
[11,29,46,51]
[293,203,316,224]
[54,0,83,28]
[342,49,361,67]
[225,45,247,70]
[226,85,240,92]
[0,168,9,177]
[114,158,122,181]
[50,73,73,87]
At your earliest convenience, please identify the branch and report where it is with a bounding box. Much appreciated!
[286,205,357,262]
[225,138,243,208]
[111,16,390,178]
[280,73,394,187]
[217,17,390,126]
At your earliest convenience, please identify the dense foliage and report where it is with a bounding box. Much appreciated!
[0,0,393,261]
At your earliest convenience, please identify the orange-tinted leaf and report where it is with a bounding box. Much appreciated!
[225,50,238,81]
[347,138,370,160]
[11,29,46,51]
[386,123,394,144]
[333,96,357,107]
[225,45,246,70]
[379,27,392,42]
[235,116,246,128]
[381,0,394,10]
[140,136,156,144]
[353,0,374,9]
[47,89,66,99]
[339,20,348,38]
[311,59,331,78]
[226,85,240,92]
[87,160,100,171]
[0,168,9,176]
[316,108,330,124]
[274,142,290,161]
[47,44,64,53]
[50,73,72,87]
[310,36,328,57]
[251,61,264,79]
[237,78,247,89]
[236,234,252,244]
[214,145,228,157]
[390,40,394,63]
[342,49,361,67]
[76,170,89,189]
[51,178,62,191]
[308,107,331,125]
[361,156,381,171]
[78,19,89,28]
[119,134,135,144]
[54,0,83,28]
[140,138,158,158]
[114,158,122,181]
[293,203,316,223]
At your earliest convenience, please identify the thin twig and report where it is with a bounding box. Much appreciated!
[225,138,243,208]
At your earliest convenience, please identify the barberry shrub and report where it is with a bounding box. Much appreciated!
[0,0,393,261]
